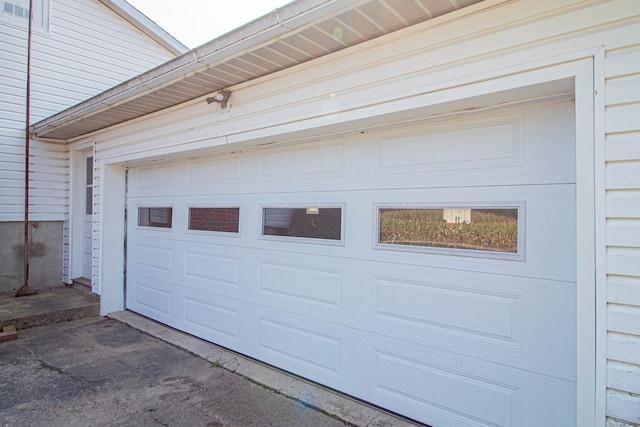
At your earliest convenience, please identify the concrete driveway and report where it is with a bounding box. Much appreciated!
[0,317,349,427]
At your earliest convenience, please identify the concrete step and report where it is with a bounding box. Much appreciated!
[0,285,100,330]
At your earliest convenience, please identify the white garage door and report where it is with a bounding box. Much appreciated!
[126,98,576,426]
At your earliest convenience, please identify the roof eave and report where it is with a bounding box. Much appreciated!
[30,0,359,139]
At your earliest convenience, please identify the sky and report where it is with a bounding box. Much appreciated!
[127,0,292,49]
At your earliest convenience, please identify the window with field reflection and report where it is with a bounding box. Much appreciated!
[378,207,519,253]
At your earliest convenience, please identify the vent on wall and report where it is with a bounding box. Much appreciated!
[3,0,29,19]
[1,0,49,30]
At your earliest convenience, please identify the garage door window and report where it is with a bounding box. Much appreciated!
[262,207,342,241]
[376,205,522,258]
[138,207,172,228]
[189,207,240,233]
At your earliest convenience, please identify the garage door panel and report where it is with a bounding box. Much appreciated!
[257,316,343,377]
[258,261,342,308]
[262,144,345,180]
[132,164,179,192]
[126,274,173,323]
[126,101,574,200]
[187,155,242,187]
[183,296,239,339]
[373,349,522,427]
[133,242,173,272]
[376,117,523,176]
[184,250,240,288]
[368,342,576,427]
[129,237,245,297]
[374,276,522,346]
[179,293,242,348]
[369,266,575,379]
[126,98,577,426]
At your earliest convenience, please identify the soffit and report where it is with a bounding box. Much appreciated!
[32,0,483,141]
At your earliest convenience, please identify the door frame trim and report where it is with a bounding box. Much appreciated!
[68,141,94,284]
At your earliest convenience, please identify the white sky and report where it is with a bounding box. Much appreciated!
[127,0,292,49]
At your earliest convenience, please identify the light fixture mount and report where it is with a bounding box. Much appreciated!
[206,90,231,109]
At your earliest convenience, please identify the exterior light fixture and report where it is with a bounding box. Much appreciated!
[206,90,231,109]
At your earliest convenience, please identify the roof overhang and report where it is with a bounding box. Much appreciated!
[32,0,484,142]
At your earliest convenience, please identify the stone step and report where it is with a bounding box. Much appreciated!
[0,286,100,331]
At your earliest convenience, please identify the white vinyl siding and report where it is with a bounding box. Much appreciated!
[66,0,638,424]
[0,0,177,222]
[604,43,640,427]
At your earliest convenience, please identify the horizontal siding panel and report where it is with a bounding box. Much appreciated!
[607,104,640,134]
[608,332,640,365]
[0,157,24,170]
[30,148,66,160]
[606,133,640,162]
[0,56,27,74]
[0,82,29,100]
[50,23,171,70]
[607,418,640,427]
[607,190,640,218]
[0,109,28,123]
[0,188,65,199]
[607,161,640,190]
[606,45,640,78]
[608,277,640,305]
[606,74,640,106]
[0,170,26,181]
[0,121,26,132]
[31,71,107,99]
[29,213,65,222]
[1,196,27,206]
[607,219,640,247]
[0,179,23,190]
[31,159,66,170]
[608,247,640,276]
[608,361,640,395]
[0,130,24,140]
[24,204,65,213]
[53,0,172,57]
[0,192,65,205]
[0,145,27,157]
[28,172,66,183]
[32,50,142,88]
[607,389,640,425]
[608,304,640,335]
[0,38,27,57]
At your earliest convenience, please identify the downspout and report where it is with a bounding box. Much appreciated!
[16,0,37,297]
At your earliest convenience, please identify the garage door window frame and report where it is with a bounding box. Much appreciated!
[136,206,174,230]
[187,205,242,236]
[374,202,526,260]
[260,204,346,246]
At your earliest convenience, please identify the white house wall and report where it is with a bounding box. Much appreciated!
[72,1,640,425]
[604,42,640,426]
[0,0,177,223]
